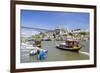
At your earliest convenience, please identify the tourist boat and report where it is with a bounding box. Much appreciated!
[33,40,41,47]
[56,40,82,52]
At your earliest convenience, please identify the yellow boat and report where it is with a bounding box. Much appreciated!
[34,40,41,47]
[56,40,82,52]
[36,44,41,47]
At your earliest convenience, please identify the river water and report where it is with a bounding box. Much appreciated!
[20,40,89,63]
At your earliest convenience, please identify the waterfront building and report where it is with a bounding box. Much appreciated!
[45,26,69,40]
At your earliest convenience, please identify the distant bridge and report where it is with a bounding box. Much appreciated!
[21,26,53,32]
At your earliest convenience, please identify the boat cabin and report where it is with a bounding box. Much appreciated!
[65,40,79,48]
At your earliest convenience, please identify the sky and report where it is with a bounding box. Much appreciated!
[21,10,90,36]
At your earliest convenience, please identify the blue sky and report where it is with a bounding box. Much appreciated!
[21,10,90,36]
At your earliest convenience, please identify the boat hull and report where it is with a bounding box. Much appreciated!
[56,45,81,52]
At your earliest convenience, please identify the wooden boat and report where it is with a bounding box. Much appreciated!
[56,40,82,52]
[32,40,41,47]
[56,45,81,51]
